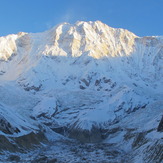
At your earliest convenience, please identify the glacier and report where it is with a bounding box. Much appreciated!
[0,21,162,162]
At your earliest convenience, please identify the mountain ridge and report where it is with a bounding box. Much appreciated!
[0,21,162,162]
[0,21,162,84]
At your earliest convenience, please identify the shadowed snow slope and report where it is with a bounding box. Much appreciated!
[0,21,162,162]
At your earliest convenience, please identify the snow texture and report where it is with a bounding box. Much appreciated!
[0,21,162,162]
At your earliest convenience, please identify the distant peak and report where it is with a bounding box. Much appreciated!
[17,32,28,36]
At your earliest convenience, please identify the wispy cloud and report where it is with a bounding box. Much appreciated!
[45,9,87,30]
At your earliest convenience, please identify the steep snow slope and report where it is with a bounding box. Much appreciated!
[0,21,162,162]
[0,21,162,86]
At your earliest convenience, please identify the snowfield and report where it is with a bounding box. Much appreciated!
[0,21,162,162]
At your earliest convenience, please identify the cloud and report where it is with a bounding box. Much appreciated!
[45,8,88,30]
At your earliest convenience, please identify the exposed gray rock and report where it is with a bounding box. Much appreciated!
[79,85,86,90]
[0,135,18,152]
[157,116,163,132]
[81,78,90,87]
[14,131,48,150]
[143,140,163,163]
[68,125,104,143]
[132,132,148,149]
[8,155,20,162]
[0,131,47,152]
[0,116,20,134]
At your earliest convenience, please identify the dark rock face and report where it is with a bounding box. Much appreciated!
[14,131,48,150]
[31,155,57,163]
[0,131,47,152]
[81,78,90,87]
[0,135,18,152]
[132,132,148,149]
[24,84,42,92]
[31,155,48,163]
[0,116,20,134]
[51,126,67,135]
[68,126,104,143]
[143,140,163,163]
[79,85,86,90]
[8,155,20,162]
[157,116,163,132]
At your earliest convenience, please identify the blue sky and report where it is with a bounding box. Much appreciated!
[0,0,162,36]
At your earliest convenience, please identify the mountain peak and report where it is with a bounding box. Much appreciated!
[41,21,138,59]
[0,21,162,64]
[0,21,162,162]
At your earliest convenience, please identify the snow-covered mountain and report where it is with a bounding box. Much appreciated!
[0,21,162,162]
